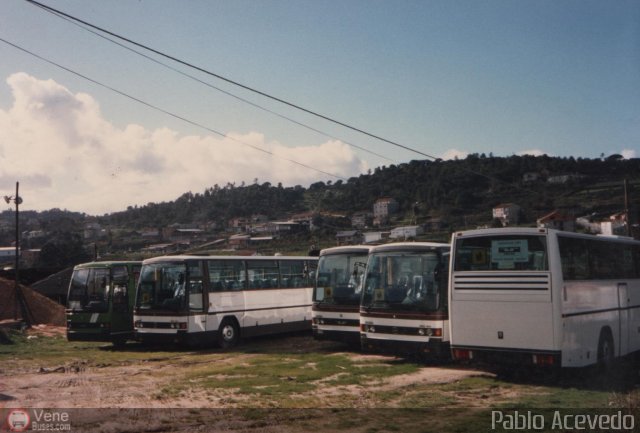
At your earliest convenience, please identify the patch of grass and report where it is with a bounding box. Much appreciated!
[0,329,196,371]
[162,352,419,406]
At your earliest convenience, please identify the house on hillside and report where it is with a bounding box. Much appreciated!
[492,203,521,226]
[229,234,251,249]
[336,230,363,246]
[363,231,383,244]
[601,212,628,236]
[229,217,250,233]
[351,212,372,229]
[373,197,399,226]
[291,212,316,231]
[547,173,585,184]
[537,210,575,232]
[390,225,424,240]
[522,172,541,183]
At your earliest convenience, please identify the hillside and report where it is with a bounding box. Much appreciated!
[0,155,637,252]
[98,154,640,231]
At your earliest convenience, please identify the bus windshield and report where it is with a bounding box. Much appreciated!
[454,235,548,272]
[314,254,368,306]
[136,262,188,311]
[67,268,110,312]
[362,251,445,312]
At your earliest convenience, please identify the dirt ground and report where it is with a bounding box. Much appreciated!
[0,326,490,410]
[3,327,638,432]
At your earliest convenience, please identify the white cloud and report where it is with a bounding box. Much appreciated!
[621,149,637,159]
[441,148,468,160]
[0,73,368,214]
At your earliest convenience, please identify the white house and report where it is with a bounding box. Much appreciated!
[492,203,521,226]
[390,225,424,239]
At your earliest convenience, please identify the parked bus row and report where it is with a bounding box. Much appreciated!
[314,228,640,369]
[66,227,640,370]
[66,256,318,347]
[313,242,450,360]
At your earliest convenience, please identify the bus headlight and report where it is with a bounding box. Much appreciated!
[171,322,187,330]
[367,325,376,333]
[418,327,441,337]
[135,321,143,328]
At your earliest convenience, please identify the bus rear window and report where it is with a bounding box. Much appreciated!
[454,235,548,271]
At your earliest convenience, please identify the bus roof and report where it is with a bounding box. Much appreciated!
[453,227,549,238]
[141,255,318,265]
[368,242,449,253]
[319,245,372,256]
[74,261,141,270]
[453,227,640,245]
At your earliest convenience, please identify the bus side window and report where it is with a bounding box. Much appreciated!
[208,261,246,291]
[559,237,589,280]
[247,260,279,290]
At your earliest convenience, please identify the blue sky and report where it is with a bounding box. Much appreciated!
[0,0,638,214]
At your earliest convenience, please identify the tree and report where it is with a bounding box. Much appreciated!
[39,232,91,269]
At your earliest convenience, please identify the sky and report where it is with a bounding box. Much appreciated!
[0,0,638,215]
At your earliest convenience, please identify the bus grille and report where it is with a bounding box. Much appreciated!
[453,273,550,291]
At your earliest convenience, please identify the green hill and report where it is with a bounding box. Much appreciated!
[100,154,640,232]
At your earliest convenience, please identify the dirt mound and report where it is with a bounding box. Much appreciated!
[0,277,66,326]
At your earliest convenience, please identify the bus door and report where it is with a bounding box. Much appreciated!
[206,260,246,331]
[186,262,206,333]
[617,282,630,357]
[111,265,132,333]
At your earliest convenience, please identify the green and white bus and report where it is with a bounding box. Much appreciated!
[66,261,141,346]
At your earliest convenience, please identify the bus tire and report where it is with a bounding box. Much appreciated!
[597,328,614,372]
[218,318,240,349]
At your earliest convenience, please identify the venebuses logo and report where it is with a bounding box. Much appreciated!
[6,409,30,432]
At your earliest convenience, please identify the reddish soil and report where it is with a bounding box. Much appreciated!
[0,277,66,326]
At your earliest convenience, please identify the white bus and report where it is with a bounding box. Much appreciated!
[312,245,371,344]
[133,255,317,347]
[360,242,451,358]
[449,227,640,368]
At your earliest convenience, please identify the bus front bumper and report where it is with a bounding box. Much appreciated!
[360,334,449,360]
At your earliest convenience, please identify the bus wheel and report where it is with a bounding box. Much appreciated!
[218,319,239,349]
[597,328,614,372]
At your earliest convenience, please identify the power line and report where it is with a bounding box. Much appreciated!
[0,37,346,181]
[20,0,535,194]
[25,0,437,161]
[33,3,395,164]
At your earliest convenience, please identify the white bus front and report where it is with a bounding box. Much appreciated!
[134,259,208,345]
[359,242,450,359]
[312,246,370,345]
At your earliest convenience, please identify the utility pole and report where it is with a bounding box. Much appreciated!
[624,178,631,237]
[15,181,20,312]
[4,182,29,326]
